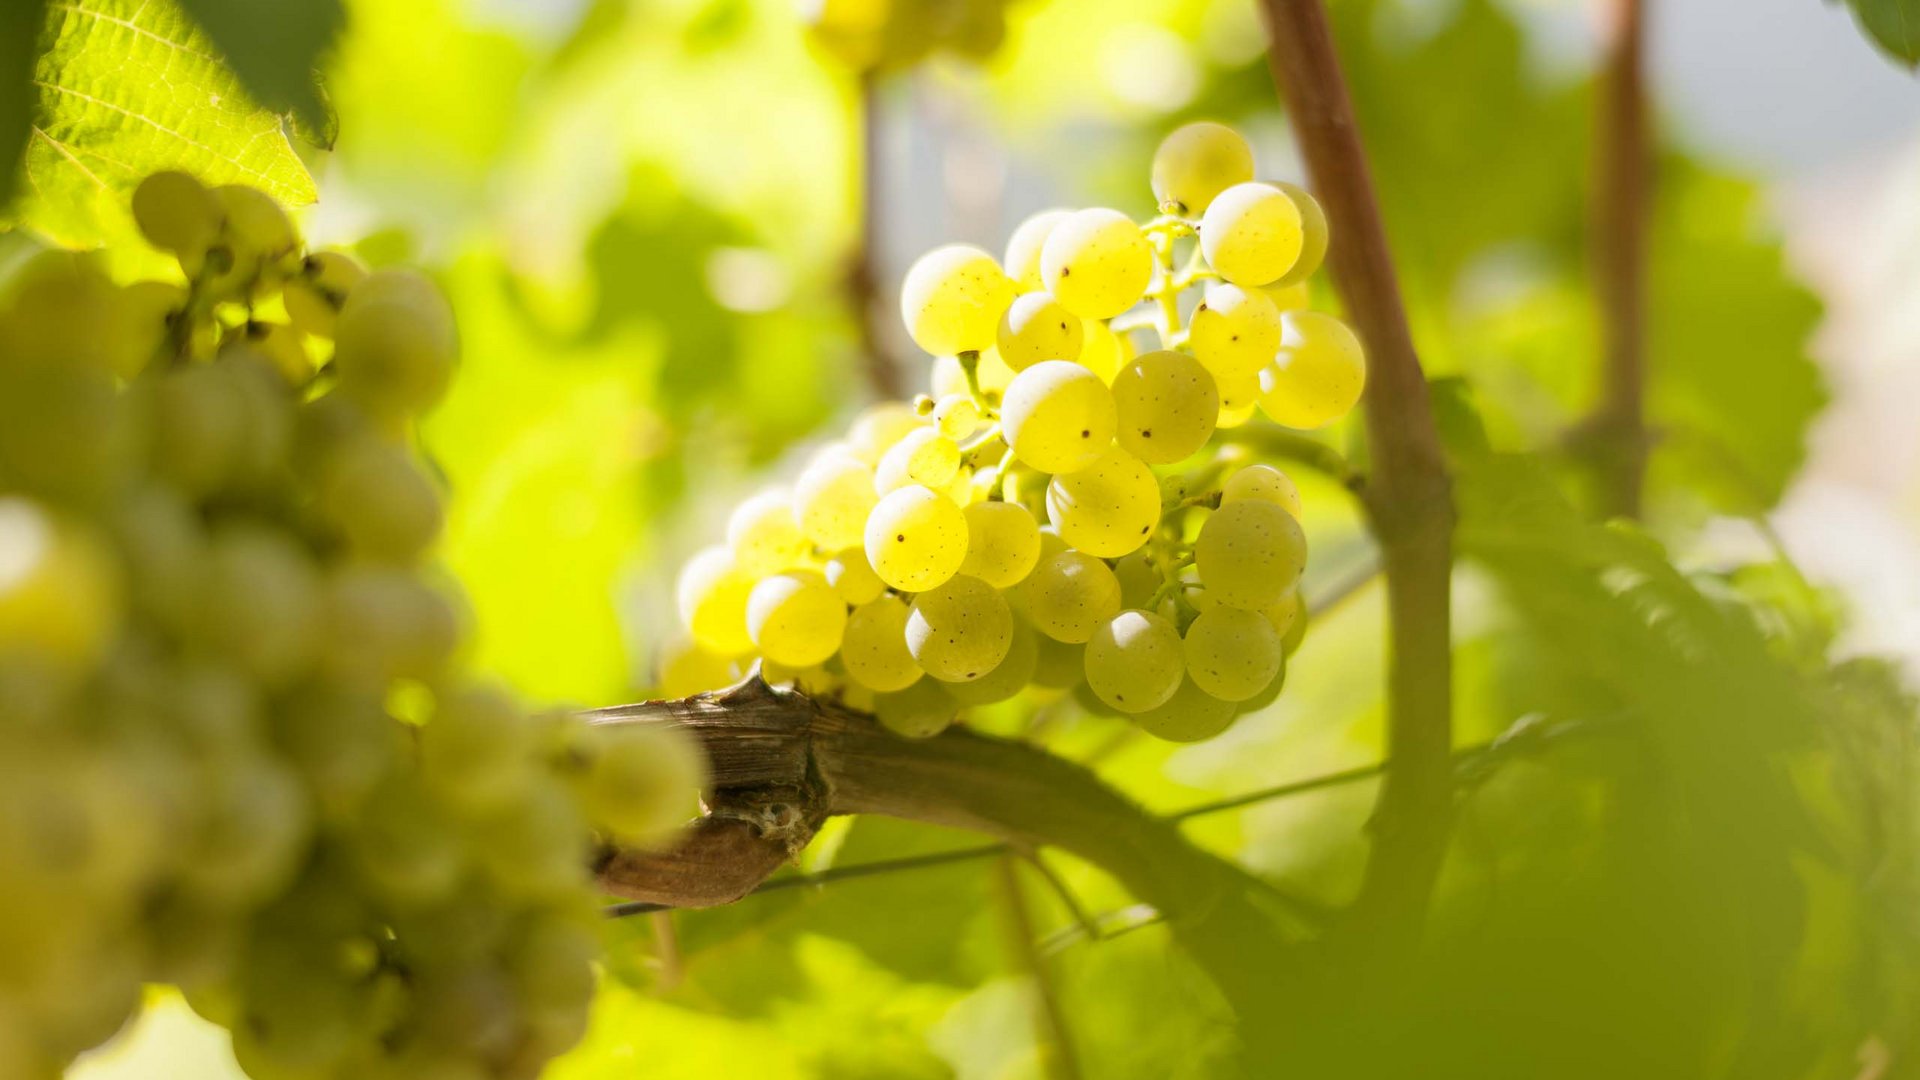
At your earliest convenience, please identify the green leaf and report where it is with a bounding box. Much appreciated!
[0,0,46,208]
[9,0,315,247]
[1839,0,1920,67]
[172,0,343,130]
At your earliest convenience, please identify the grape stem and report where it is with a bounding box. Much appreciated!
[956,349,994,414]
[1256,0,1456,975]
[1220,423,1361,490]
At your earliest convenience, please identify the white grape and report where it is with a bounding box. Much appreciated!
[1200,182,1304,287]
[1194,500,1307,611]
[1083,609,1184,714]
[1110,349,1220,465]
[900,245,1014,356]
[863,485,967,593]
[906,575,1013,682]
[1045,446,1160,558]
[1001,361,1117,475]
[1040,208,1154,319]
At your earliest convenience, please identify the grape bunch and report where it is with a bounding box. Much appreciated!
[0,174,705,1079]
[667,122,1362,743]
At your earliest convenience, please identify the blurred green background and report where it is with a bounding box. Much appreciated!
[20,0,1920,1075]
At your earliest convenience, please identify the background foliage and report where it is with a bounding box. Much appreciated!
[9,0,1918,1077]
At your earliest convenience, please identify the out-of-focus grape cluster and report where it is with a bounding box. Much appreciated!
[797,0,1019,71]
[0,173,707,1079]
[666,123,1362,743]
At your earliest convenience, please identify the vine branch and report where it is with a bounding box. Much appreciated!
[1254,0,1456,952]
[1584,0,1653,518]
[850,71,904,399]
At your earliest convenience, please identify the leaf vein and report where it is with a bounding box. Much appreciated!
[32,78,281,185]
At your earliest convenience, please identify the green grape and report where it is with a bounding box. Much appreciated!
[195,525,319,686]
[1150,121,1255,217]
[0,364,130,505]
[943,618,1037,705]
[178,753,312,907]
[1258,311,1367,429]
[0,500,121,670]
[874,677,957,739]
[276,685,397,817]
[874,426,961,493]
[1084,609,1184,714]
[1261,279,1311,313]
[825,547,886,605]
[905,574,1012,682]
[899,244,1014,356]
[1222,463,1303,520]
[1030,631,1085,689]
[996,291,1084,370]
[1040,208,1154,319]
[726,488,808,574]
[131,170,222,259]
[315,435,445,565]
[213,184,298,265]
[317,566,461,685]
[225,320,312,385]
[1270,182,1329,287]
[1216,371,1261,428]
[1265,586,1304,649]
[421,685,536,810]
[1134,678,1238,742]
[655,635,742,697]
[1194,499,1307,611]
[1200,182,1304,288]
[1003,208,1071,291]
[1188,282,1282,381]
[847,402,923,466]
[1045,445,1159,558]
[1181,606,1282,702]
[1111,349,1220,465]
[333,269,459,418]
[958,500,1041,588]
[575,724,708,848]
[1111,551,1159,610]
[864,484,967,592]
[1001,360,1117,474]
[284,251,369,340]
[1019,550,1121,644]
[675,545,756,656]
[840,595,924,692]
[931,393,984,439]
[746,570,847,667]
[794,449,878,551]
[1076,317,1130,383]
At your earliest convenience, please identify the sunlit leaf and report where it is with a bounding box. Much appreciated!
[173,0,343,129]
[1838,0,1920,66]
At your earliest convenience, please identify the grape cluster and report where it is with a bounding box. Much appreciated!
[799,0,1016,71]
[667,123,1359,743]
[0,174,706,1079]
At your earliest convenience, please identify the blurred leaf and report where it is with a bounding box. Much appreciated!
[7,0,315,247]
[173,0,343,129]
[0,0,44,209]
[1837,0,1920,66]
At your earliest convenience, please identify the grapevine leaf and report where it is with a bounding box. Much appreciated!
[1838,0,1920,67]
[9,0,315,247]
[0,0,46,208]
[172,0,343,131]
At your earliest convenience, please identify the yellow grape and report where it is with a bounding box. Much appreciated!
[1019,550,1121,644]
[874,427,961,494]
[943,618,1038,705]
[1110,349,1219,465]
[676,545,755,655]
[1001,360,1116,475]
[1077,317,1131,383]
[332,269,458,418]
[284,251,369,340]
[899,244,1014,356]
[958,501,1042,588]
[847,402,923,466]
[794,449,878,551]
[1222,464,1303,520]
[726,488,808,574]
[131,170,221,258]
[1181,606,1282,702]
[746,570,847,667]
[1216,370,1261,428]
[0,498,121,670]
[1194,500,1307,610]
[1039,208,1153,319]
[931,393,985,439]
[655,636,741,697]
[1188,283,1282,381]
[905,574,1012,682]
[577,725,709,847]
[1003,208,1072,291]
[874,678,958,739]
[825,547,886,605]
[996,291,1084,370]
[1261,280,1311,312]
[841,596,924,693]
[1150,121,1255,217]
[1083,609,1184,714]
[1271,182,1329,287]
[1258,311,1367,430]
[863,485,967,592]
[1045,445,1159,558]
[1200,182,1304,287]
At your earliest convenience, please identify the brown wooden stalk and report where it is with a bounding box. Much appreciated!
[1254,0,1456,951]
